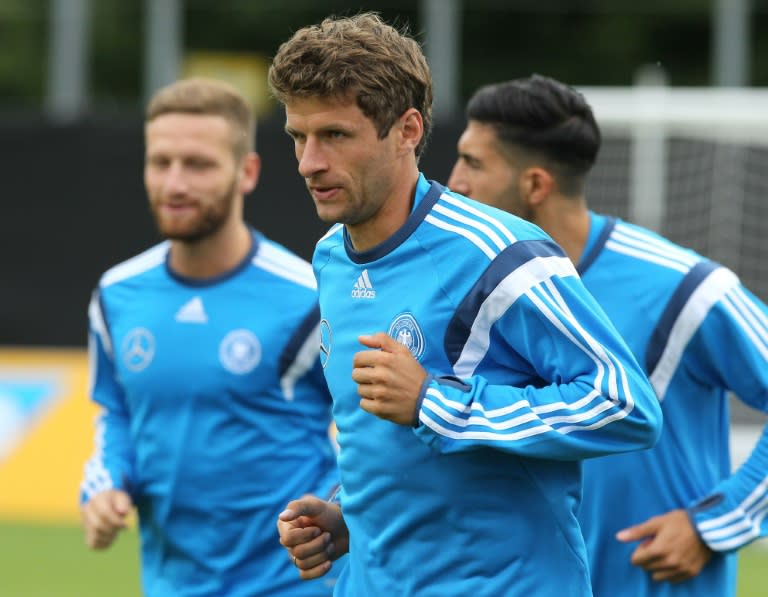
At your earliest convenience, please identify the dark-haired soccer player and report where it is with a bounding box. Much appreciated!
[447,74,768,597]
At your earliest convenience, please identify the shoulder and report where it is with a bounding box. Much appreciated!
[603,219,708,277]
[603,218,742,302]
[251,235,317,291]
[313,223,344,267]
[99,241,170,290]
[427,189,550,245]
[315,223,344,249]
[415,189,576,304]
[418,190,560,272]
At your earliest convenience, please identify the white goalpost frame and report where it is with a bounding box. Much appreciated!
[574,85,768,279]
[578,86,768,232]
[577,87,768,136]
[573,86,768,441]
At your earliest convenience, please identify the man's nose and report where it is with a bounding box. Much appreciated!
[163,162,188,194]
[447,164,468,195]
[298,137,328,178]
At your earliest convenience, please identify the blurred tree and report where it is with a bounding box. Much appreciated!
[184,0,418,118]
[184,1,418,71]
[91,0,141,110]
[0,0,45,107]
[462,0,712,93]
[1,0,767,113]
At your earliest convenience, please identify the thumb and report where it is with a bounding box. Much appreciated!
[358,332,398,352]
[280,495,325,522]
[111,491,132,517]
[617,518,658,543]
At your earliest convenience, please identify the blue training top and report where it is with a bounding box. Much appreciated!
[82,229,339,597]
[315,175,662,596]
[578,212,768,597]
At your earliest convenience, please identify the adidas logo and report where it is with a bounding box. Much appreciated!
[175,296,208,323]
[351,269,376,299]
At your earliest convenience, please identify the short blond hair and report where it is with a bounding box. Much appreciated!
[146,77,255,159]
[268,12,433,158]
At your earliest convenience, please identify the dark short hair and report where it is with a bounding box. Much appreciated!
[466,75,601,195]
[268,12,433,158]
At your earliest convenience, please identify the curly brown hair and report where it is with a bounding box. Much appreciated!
[268,12,433,158]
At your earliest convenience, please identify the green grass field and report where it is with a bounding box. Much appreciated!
[0,520,140,597]
[0,520,765,596]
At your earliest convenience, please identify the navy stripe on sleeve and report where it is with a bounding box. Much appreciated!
[444,239,566,366]
[645,260,720,373]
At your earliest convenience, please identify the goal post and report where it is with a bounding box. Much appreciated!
[575,85,768,305]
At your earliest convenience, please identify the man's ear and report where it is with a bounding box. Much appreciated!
[520,166,555,207]
[239,152,261,195]
[397,108,424,155]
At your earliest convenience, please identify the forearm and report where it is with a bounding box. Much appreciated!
[413,371,660,459]
[80,408,135,503]
[689,424,768,552]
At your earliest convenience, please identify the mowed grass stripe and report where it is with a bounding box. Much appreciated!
[0,521,765,596]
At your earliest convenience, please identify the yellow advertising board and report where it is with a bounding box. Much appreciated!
[0,347,97,523]
[183,51,273,118]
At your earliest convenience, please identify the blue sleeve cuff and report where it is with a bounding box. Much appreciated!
[413,373,473,428]
[687,492,739,553]
[413,373,435,427]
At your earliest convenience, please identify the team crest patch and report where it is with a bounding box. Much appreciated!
[121,327,155,372]
[219,329,261,374]
[319,319,332,369]
[387,312,425,360]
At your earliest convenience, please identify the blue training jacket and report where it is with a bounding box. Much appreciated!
[81,229,339,597]
[315,176,662,597]
[578,212,768,597]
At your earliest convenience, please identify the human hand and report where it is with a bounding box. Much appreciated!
[81,489,133,550]
[617,508,713,583]
[352,332,427,425]
[277,495,348,580]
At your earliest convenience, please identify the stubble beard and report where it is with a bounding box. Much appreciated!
[311,186,381,228]
[151,177,238,243]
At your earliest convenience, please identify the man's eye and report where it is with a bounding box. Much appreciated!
[187,159,212,169]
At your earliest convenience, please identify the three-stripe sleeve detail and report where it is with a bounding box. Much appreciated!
[253,243,316,290]
[426,240,636,441]
[697,477,768,550]
[606,224,699,274]
[80,412,115,501]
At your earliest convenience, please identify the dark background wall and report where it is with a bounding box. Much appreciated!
[1,115,463,347]
[5,113,767,349]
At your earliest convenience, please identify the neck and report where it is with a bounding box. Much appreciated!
[346,164,420,252]
[534,195,590,266]
[168,218,252,279]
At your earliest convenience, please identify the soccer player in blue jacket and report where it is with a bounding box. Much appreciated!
[80,78,339,597]
[268,14,662,597]
[447,75,768,597]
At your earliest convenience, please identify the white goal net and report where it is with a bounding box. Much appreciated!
[578,86,768,428]
[578,86,768,305]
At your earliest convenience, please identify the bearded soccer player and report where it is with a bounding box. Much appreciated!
[80,78,339,597]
